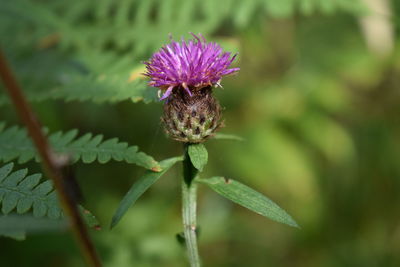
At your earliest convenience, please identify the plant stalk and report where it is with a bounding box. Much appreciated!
[0,50,102,267]
[182,144,201,267]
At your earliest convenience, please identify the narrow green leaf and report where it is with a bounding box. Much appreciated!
[213,133,244,141]
[110,156,183,229]
[197,177,299,228]
[79,205,101,230]
[188,144,208,171]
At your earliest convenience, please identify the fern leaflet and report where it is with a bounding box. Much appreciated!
[0,162,61,219]
[0,163,101,240]
[0,123,161,171]
[0,54,158,106]
[0,77,158,106]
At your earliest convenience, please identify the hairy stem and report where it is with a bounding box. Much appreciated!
[182,144,201,267]
[0,50,102,267]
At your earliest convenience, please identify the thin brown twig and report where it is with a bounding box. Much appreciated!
[0,50,102,267]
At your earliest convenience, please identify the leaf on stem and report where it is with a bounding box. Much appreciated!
[79,206,101,230]
[188,144,208,171]
[110,156,183,229]
[196,177,299,228]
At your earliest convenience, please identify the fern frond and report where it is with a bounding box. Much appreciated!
[0,0,366,56]
[47,76,158,104]
[0,162,61,219]
[0,123,161,171]
[0,0,365,107]
[0,60,158,107]
[0,163,101,240]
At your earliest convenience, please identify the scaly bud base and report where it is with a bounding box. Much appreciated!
[162,87,222,143]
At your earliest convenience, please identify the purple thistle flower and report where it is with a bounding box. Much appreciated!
[144,33,239,100]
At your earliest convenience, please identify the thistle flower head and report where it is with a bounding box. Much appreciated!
[144,33,239,100]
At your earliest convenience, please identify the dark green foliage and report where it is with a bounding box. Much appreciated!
[0,163,61,219]
[0,0,365,108]
[0,163,101,240]
[0,76,158,106]
[46,78,157,104]
[0,123,160,171]
[0,215,68,241]
[0,0,365,56]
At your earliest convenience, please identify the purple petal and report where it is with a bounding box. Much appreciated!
[160,86,174,100]
[143,33,239,94]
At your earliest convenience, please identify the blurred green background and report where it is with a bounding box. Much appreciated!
[1,0,400,266]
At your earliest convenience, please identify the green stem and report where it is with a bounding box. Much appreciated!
[182,144,201,267]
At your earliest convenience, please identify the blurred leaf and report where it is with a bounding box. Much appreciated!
[233,0,258,28]
[111,156,183,229]
[46,77,157,104]
[0,230,26,241]
[0,124,161,171]
[0,214,68,240]
[79,205,101,230]
[188,144,208,172]
[197,177,299,228]
[227,126,315,198]
[299,113,355,163]
[0,0,365,65]
[213,133,244,141]
[299,0,315,15]
[264,0,294,18]
[0,51,158,106]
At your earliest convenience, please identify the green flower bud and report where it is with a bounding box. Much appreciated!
[162,87,222,143]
